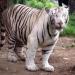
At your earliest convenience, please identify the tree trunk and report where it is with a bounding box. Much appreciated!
[69,0,75,13]
[0,0,8,12]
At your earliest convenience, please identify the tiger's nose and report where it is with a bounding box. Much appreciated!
[58,21,63,28]
[58,21,63,26]
[56,21,64,29]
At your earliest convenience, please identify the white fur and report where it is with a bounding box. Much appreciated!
[4,5,69,71]
[25,7,69,71]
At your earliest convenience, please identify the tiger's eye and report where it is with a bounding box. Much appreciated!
[65,19,68,23]
[63,14,66,17]
[56,15,58,17]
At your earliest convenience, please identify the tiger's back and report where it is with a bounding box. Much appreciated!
[1,4,48,45]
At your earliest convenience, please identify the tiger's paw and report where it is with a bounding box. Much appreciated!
[15,46,26,61]
[42,64,54,72]
[26,64,39,71]
[8,52,18,62]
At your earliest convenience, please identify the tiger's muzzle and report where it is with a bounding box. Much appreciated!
[51,20,64,30]
[55,21,64,30]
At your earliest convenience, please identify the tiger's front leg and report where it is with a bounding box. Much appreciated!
[26,35,39,71]
[42,44,56,72]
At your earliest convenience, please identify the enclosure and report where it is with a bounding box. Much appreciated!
[0,0,75,75]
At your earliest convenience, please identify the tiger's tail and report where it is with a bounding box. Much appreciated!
[0,14,6,49]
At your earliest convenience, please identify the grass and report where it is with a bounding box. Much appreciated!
[61,12,75,37]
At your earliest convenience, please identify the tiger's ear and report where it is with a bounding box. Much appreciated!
[45,8,56,15]
[45,8,50,13]
[62,6,69,11]
[65,6,69,11]
[45,8,53,15]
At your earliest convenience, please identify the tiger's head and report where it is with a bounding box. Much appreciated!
[46,7,69,31]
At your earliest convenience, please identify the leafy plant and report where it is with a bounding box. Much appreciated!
[11,0,57,9]
[26,0,56,9]
[12,0,26,4]
[61,13,75,37]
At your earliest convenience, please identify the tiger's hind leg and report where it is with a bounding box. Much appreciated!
[7,35,18,62]
[15,45,27,61]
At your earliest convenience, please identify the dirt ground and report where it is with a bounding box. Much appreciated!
[0,37,75,75]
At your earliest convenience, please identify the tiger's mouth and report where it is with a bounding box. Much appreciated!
[51,20,64,30]
[52,24,64,30]
[55,24,64,30]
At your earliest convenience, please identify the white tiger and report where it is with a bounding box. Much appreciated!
[1,4,69,71]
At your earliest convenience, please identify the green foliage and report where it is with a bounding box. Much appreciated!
[12,0,26,4]
[61,13,75,37]
[26,0,56,9]
[11,0,57,9]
